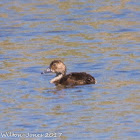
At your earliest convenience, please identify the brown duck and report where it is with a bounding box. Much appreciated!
[41,60,96,86]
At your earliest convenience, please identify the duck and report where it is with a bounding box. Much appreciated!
[41,60,96,86]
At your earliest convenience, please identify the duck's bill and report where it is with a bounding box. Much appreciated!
[41,68,51,74]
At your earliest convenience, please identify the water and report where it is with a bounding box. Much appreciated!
[0,0,140,139]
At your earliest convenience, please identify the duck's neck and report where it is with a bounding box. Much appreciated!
[50,73,63,84]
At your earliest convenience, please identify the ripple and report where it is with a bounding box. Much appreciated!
[0,0,139,139]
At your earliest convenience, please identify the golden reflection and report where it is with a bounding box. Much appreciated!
[0,0,139,139]
[115,32,139,42]
[60,49,84,57]
[58,1,72,10]
[9,6,23,12]
[21,94,30,99]
[92,0,131,14]
[0,40,15,47]
[104,80,140,88]
[70,33,96,40]
[93,127,113,133]
[86,20,140,31]
[0,73,13,80]
[2,97,16,104]
[0,13,8,18]
[125,94,140,104]
[134,105,140,110]
[94,5,122,14]
[98,101,116,105]
[3,61,17,68]
[58,1,85,10]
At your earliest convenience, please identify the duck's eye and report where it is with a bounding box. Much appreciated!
[87,78,91,82]
[87,77,93,83]
[52,63,57,68]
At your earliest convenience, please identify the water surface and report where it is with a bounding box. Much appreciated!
[0,0,140,139]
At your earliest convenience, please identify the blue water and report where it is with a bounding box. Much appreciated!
[0,0,140,139]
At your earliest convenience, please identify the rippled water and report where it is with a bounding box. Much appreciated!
[0,0,140,139]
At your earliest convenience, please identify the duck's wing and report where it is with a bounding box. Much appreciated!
[60,72,95,85]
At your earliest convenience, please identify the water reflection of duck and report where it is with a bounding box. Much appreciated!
[41,60,96,86]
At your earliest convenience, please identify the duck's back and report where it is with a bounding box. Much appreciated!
[59,72,95,85]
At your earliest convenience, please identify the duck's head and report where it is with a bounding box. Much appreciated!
[41,60,66,75]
